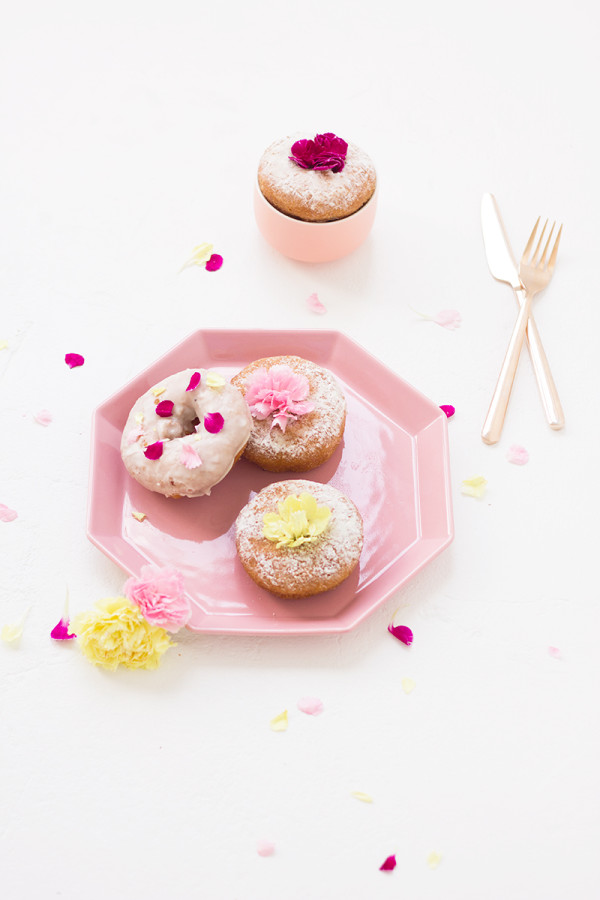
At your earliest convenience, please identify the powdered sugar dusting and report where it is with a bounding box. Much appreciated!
[235,480,363,598]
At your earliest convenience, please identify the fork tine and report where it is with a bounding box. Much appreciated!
[532,219,549,265]
[546,224,563,273]
[522,217,540,262]
[538,221,556,267]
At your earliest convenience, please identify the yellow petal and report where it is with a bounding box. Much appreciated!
[1,607,30,644]
[151,386,166,398]
[0,339,8,351]
[132,511,147,522]
[351,791,373,803]
[427,851,442,869]
[461,476,487,498]
[401,677,416,694]
[205,371,226,388]
[270,710,288,732]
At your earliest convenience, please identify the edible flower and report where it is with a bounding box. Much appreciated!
[179,242,213,272]
[186,372,201,392]
[65,352,85,368]
[410,307,462,330]
[205,371,226,389]
[124,564,192,632]
[461,475,487,498]
[351,791,373,803]
[289,132,348,173]
[507,444,529,465]
[270,710,288,732]
[256,840,275,857]
[440,404,455,418]
[155,400,174,417]
[70,597,172,671]
[51,590,77,640]
[203,412,224,434]
[144,441,164,460]
[306,292,326,315]
[34,409,53,426]
[387,624,413,645]
[297,696,324,715]
[379,855,397,872]
[180,443,202,469]
[1,608,29,644]
[245,364,314,432]
[0,503,18,523]
[263,492,331,549]
[205,253,223,272]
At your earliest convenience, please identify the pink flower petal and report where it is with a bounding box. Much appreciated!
[127,426,144,444]
[204,412,224,434]
[0,503,18,523]
[205,253,223,272]
[306,292,327,315]
[507,444,529,465]
[380,855,397,872]
[387,624,413,645]
[34,409,53,426]
[156,400,174,417]
[65,352,85,368]
[297,696,324,716]
[51,617,76,640]
[257,840,275,857]
[433,309,462,330]
[548,646,561,659]
[186,372,201,392]
[180,443,202,469]
[124,564,191,631]
[144,441,164,460]
[440,404,455,418]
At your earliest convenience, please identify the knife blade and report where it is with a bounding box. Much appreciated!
[480,193,565,431]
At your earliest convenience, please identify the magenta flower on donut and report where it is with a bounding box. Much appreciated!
[144,441,163,460]
[186,372,201,392]
[124,564,191,632]
[245,365,314,432]
[204,412,224,434]
[289,132,348,173]
[155,400,174,417]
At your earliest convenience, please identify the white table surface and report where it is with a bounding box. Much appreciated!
[2,2,599,898]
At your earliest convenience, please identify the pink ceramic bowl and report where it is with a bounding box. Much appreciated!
[253,179,377,263]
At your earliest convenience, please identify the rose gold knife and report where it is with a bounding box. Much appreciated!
[481,193,564,431]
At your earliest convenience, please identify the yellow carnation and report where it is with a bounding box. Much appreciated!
[263,492,331,549]
[70,597,173,671]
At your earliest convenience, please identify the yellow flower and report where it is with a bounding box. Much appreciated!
[263,492,331,549]
[70,597,173,671]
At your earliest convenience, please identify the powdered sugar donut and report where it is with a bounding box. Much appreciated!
[258,132,376,223]
[235,480,363,598]
[121,369,252,498]
[230,356,346,472]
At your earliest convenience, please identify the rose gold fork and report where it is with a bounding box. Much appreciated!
[482,218,563,445]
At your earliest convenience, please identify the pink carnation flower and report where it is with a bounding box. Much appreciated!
[124,565,191,632]
[244,364,315,432]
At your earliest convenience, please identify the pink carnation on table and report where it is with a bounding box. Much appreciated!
[124,565,191,631]
[244,364,315,432]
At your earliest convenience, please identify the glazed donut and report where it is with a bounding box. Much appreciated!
[120,368,252,498]
[235,479,363,598]
[230,355,346,472]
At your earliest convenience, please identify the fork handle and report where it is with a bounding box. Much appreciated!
[481,294,533,444]
[513,287,565,430]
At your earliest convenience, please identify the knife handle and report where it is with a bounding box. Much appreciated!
[481,295,532,444]
[513,287,565,430]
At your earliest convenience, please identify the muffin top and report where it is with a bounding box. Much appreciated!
[257,132,376,223]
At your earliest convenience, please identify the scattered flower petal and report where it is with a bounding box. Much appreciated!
[34,409,53,426]
[461,475,487,498]
[245,364,314,432]
[306,292,327,315]
[203,412,224,434]
[351,791,373,803]
[507,444,529,465]
[71,597,172,670]
[0,503,18,523]
[155,400,174,417]
[205,371,225,389]
[205,253,223,272]
[132,511,147,522]
[387,624,413,645]
[270,710,288,732]
[257,840,275,857]
[144,441,164,460]
[180,443,202,469]
[179,242,213,272]
[289,133,348,173]
[1,608,29,644]
[440,404,455,418]
[548,646,561,659]
[124,564,192,632]
[401,677,416,694]
[427,851,442,869]
[51,590,77,641]
[186,372,201,392]
[379,855,397,872]
[434,309,462,329]
[65,352,85,368]
[0,339,8,350]
[297,696,324,716]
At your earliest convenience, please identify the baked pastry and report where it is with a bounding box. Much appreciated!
[235,479,363,598]
[230,355,346,472]
[120,368,252,498]
[257,131,376,223]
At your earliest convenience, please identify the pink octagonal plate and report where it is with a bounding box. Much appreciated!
[87,329,453,635]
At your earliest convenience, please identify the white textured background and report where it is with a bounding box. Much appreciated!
[2,2,600,898]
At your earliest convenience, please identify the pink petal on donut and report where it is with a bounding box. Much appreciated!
[156,400,174,417]
[186,372,201,392]
[205,253,223,272]
[180,443,202,469]
[144,441,163,460]
[204,412,224,434]
[65,352,84,368]
[127,426,144,444]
